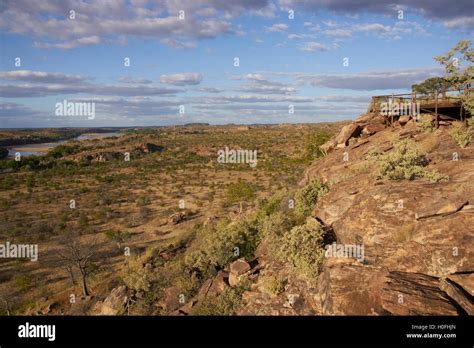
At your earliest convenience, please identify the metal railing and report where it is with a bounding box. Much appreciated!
[370,86,472,128]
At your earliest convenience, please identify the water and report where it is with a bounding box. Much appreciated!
[6,132,121,157]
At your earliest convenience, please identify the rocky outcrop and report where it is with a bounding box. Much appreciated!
[72,143,164,163]
[94,285,129,315]
[321,112,386,154]
[74,151,123,162]
[241,112,474,316]
[229,259,251,287]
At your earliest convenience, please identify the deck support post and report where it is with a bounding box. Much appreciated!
[442,80,446,103]
[391,93,394,127]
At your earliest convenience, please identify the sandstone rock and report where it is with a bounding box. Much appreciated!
[246,115,474,316]
[197,279,213,300]
[334,123,361,147]
[163,287,182,312]
[447,273,474,295]
[439,277,473,315]
[381,272,459,315]
[98,285,128,315]
[229,273,240,287]
[197,271,229,299]
[361,124,385,136]
[229,259,251,287]
[415,199,468,220]
[176,299,196,315]
[208,271,229,296]
[320,139,337,155]
[230,259,251,276]
[168,212,186,225]
[398,115,411,125]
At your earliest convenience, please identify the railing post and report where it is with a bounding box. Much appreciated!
[442,80,446,103]
[391,93,394,127]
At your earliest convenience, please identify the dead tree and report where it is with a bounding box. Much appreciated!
[57,236,97,297]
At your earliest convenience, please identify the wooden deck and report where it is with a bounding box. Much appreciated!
[370,87,472,128]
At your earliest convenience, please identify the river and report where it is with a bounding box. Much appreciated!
[6,132,122,157]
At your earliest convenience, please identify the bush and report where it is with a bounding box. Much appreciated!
[294,180,329,218]
[371,139,448,183]
[260,212,297,258]
[105,230,132,249]
[262,275,286,295]
[122,257,153,293]
[449,122,472,148]
[256,192,284,218]
[190,280,250,315]
[47,144,80,159]
[303,130,331,161]
[15,274,33,292]
[274,218,326,279]
[184,218,260,276]
[225,181,255,204]
[416,116,435,132]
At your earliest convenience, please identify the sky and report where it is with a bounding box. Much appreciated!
[0,0,473,128]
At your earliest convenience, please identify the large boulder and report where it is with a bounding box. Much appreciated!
[96,285,128,315]
[334,123,361,148]
[229,259,251,287]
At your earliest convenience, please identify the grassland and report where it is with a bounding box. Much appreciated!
[0,122,343,315]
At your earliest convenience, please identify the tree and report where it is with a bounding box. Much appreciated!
[434,40,474,115]
[411,77,450,98]
[56,235,98,296]
[105,230,131,250]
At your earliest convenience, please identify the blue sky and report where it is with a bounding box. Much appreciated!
[0,0,473,128]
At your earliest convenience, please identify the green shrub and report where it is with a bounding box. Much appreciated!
[105,230,132,249]
[256,192,284,218]
[15,274,32,292]
[294,180,329,218]
[449,122,472,148]
[371,139,448,183]
[274,218,326,279]
[262,275,286,295]
[185,218,259,276]
[304,130,331,161]
[47,144,80,158]
[190,280,250,315]
[261,212,294,239]
[416,116,435,132]
[225,180,255,204]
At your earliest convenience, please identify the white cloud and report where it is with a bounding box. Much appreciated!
[160,38,197,49]
[300,41,330,52]
[33,36,101,49]
[160,73,203,86]
[292,67,444,90]
[265,23,289,32]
